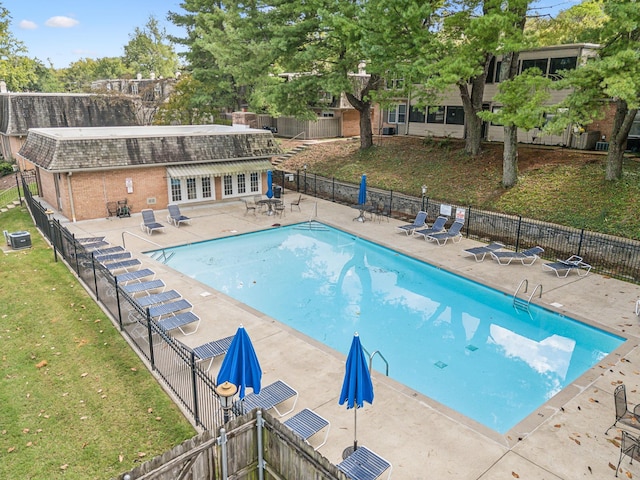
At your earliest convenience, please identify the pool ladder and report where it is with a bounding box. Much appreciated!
[513,279,542,314]
[363,347,389,376]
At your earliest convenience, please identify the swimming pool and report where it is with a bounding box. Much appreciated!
[151,222,624,433]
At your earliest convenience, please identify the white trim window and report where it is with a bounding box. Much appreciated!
[388,104,406,124]
[169,176,216,203]
[221,172,261,199]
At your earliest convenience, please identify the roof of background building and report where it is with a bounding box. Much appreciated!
[0,93,141,136]
[17,125,282,172]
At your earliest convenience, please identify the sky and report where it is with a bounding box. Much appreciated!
[4,0,186,68]
[4,0,581,70]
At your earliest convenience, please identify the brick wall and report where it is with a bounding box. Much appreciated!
[585,102,615,141]
[70,167,169,221]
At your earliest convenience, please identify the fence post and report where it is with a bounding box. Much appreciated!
[189,350,201,427]
[466,206,473,238]
[15,173,22,206]
[115,277,124,330]
[146,309,156,369]
[92,256,100,301]
[578,228,584,257]
[515,215,522,251]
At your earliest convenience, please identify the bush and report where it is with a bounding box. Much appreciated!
[0,162,14,176]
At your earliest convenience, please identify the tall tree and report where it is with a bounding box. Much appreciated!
[526,0,607,46]
[123,15,180,79]
[0,6,40,91]
[547,0,639,181]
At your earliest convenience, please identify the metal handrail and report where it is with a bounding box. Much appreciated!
[369,350,389,376]
[514,278,528,301]
[528,284,543,302]
[122,230,162,249]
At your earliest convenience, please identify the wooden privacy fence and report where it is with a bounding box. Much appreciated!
[113,410,347,480]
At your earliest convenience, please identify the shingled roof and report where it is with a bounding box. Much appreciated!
[0,93,140,136]
[18,125,282,172]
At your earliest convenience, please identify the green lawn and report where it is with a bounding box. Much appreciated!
[0,207,195,479]
[283,137,640,240]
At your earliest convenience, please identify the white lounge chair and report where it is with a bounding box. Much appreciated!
[542,255,591,277]
[413,215,448,240]
[167,204,191,227]
[463,242,505,262]
[140,209,165,235]
[426,219,464,246]
[235,380,298,417]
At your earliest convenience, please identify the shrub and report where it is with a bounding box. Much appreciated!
[0,162,14,176]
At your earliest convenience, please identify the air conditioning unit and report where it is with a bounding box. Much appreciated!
[8,231,31,250]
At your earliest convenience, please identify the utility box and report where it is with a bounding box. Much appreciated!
[8,231,31,250]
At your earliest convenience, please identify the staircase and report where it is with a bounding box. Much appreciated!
[0,199,21,214]
[271,144,309,167]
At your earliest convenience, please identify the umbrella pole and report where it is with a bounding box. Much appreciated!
[353,406,358,451]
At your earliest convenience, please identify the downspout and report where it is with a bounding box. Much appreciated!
[67,172,77,222]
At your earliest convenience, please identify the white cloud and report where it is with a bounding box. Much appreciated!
[45,16,79,28]
[19,20,38,30]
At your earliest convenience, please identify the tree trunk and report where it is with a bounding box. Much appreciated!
[503,125,518,187]
[606,99,637,181]
[345,74,380,150]
[458,58,490,156]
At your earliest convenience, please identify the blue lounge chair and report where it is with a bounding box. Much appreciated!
[490,246,544,266]
[396,211,428,235]
[140,209,165,235]
[192,335,234,370]
[542,255,591,277]
[235,380,298,417]
[121,279,166,296]
[136,289,181,308]
[157,311,200,335]
[426,219,464,246]
[115,268,155,284]
[104,258,141,273]
[76,236,105,244]
[93,246,125,256]
[148,298,192,318]
[463,242,505,262]
[283,408,330,451]
[94,251,132,264]
[167,204,191,227]
[413,215,448,240]
[337,446,392,480]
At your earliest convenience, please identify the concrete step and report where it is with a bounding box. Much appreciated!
[272,144,309,167]
[6,203,15,209]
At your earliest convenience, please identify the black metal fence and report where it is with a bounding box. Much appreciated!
[22,177,225,432]
[274,168,640,284]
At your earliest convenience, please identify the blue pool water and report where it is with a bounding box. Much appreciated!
[151,222,624,433]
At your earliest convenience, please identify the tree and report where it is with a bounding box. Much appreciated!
[0,6,40,91]
[526,0,607,46]
[123,15,180,79]
[547,0,639,181]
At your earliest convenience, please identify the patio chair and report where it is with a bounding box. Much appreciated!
[148,298,192,319]
[120,279,165,296]
[290,194,302,211]
[283,408,330,451]
[167,204,191,227]
[463,242,505,262]
[616,430,640,477]
[542,255,591,278]
[490,246,544,266]
[605,384,640,435]
[140,209,165,235]
[243,199,257,216]
[157,310,201,336]
[426,219,465,246]
[135,289,181,308]
[235,380,298,417]
[337,446,392,480]
[76,236,105,244]
[413,215,448,240]
[93,246,125,256]
[274,201,286,217]
[396,211,428,235]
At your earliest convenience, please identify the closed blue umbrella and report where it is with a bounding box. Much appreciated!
[339,332,374,453]
[266,170,273,199]
[358,174,367,205]
[217,325,262,399]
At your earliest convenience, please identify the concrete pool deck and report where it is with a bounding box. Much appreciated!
[63,196,640,479]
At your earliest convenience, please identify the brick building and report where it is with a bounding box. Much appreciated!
[16,125,281,222]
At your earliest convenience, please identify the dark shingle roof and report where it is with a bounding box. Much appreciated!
[0,93,140,135]
[18,125,282,172]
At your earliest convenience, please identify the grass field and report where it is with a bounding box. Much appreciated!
[280,136,640,240]
[0,207,195,479]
